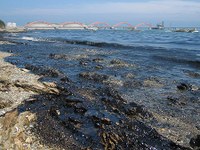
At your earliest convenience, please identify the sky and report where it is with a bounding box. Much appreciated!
[0,0,200,27]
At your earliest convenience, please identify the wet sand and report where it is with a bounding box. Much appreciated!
[0,40,199,149]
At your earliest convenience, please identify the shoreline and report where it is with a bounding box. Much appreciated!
[0,37,199,149]
[0,51,60,116]
[0,50,63,149]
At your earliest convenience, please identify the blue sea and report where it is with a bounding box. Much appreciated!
[3,29,200,80]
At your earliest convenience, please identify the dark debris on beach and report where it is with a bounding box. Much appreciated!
[0,37,200,150]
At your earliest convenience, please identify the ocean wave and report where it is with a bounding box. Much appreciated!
[21,36,133,48]
[51,38,133,49]
[22,36,39,41]
[19,36,199,52]
[168,41,200,46]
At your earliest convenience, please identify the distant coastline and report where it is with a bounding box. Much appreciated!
[23,21,200,32]
[0,28,26,33]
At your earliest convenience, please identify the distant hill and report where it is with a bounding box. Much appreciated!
[0,20,5,29]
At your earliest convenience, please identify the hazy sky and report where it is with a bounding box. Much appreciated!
[0,0,199,26]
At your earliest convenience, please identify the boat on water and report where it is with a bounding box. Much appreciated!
[151,21,165,30]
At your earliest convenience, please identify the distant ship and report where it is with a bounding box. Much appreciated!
[151,21,165,30]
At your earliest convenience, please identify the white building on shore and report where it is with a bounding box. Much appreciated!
[6,22,17,28]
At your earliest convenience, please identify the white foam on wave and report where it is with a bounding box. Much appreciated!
[22,36,39,41]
